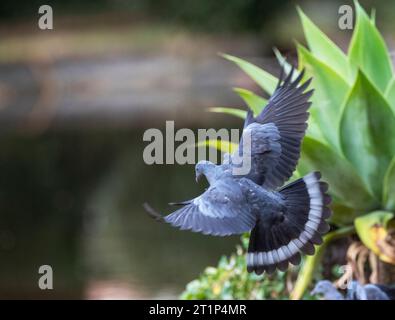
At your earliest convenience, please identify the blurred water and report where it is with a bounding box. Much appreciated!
[0,127,243,299]
[0,32,268,299]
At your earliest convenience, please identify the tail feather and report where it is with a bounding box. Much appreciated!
[247,171,332,274]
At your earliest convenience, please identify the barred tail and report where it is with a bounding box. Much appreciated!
[247,172,332,274]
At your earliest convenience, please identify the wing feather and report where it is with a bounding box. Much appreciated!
[231,68,312,189]
[164,179,256,236]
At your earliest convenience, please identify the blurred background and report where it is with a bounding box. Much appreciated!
[0,0,394,299]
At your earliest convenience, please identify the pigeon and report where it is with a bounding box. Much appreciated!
[311,280,395,300]
[145,67,332,274]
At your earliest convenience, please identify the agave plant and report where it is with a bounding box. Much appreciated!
[194,1,395,299]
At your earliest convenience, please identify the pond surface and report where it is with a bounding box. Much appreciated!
[0,127,241,299]
[0,50,268,299]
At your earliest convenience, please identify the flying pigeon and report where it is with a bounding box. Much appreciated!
[311,280,395,300]
[145,68,332,274]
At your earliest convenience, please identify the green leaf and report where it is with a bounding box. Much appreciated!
[297,7,350,81]
[306,115,325,143]
[273,48,299,78]
[209,107,246,119]
[348,1,393,92]
[196,139,238,154]
[385,77,395,113]
[233,88,267,116]
[300,136,377,224]
[297,44,350,150]
[383,156,395,211]
[222,53,278,95]
[330,202,359,226]
[355,211,395,264]
[340,70,395,198]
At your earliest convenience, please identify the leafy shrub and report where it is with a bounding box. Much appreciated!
[181,234,306,300]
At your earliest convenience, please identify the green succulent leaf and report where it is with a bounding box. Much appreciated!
[297,44,350,150]
[306,115,325,143]
[222,53,278,95]
[383,156,395,211]
[330,203,360,226]
[300,136,377,224]
[273,48,300,78]
[233,88,267,116]
[340,70,395,199]
[348,1,393,92]
[385,77,395,113]
[209,107,247,119]
[196,139,238,154]
[355,211,395,264]
[297,7,350,81]
[370,8,376,25]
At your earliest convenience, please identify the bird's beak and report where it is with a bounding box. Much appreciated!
[195,172,203,183]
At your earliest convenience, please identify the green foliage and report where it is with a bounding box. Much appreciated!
[232,88,267,116]
[348,3,393,92]
[383,157,395,211]
[300,137,375,225]
[221,1,395,227]
[209,107,246,119]
[297,6,350,79]
[195,139,238,154]
[222,54,278,95]
[181,235,292,300]
[385,78,395,112]
[340,71,395,199]
[355,211,395,264]
[297,44,349,150]
[184,1,395,299]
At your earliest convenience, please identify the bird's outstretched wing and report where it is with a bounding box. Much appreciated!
[162,179,257,236]
[231,68,313,189]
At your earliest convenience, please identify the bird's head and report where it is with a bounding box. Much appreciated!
[195,160,216,183]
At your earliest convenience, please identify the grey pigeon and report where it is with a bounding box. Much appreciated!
[146,68,332,274]
[312,280,394,300]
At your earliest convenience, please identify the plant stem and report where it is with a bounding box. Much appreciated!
[290,226,355,300]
